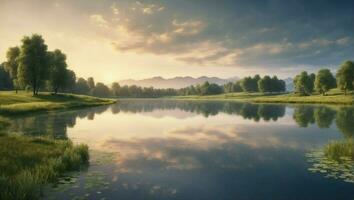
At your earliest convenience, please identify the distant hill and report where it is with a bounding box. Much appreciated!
[118,76,239,89]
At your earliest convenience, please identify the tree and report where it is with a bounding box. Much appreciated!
[48,49,68,94]
[258,75,272,93]
[271,76,286,92]
[198,82,223,95]
[315,69,336,95]
[233,81,243,92]
[294,71,315,96]
[65,70,76,92]
[336,61,354,95]
[0,63,13,90]
[241,75,260,92]
[75,78,90,94]
[91,82,110,97]
[111,82,120,96]
[3,46,20,93]
[17,34,49,95]
[87,77,95,91]
[224,82,234,93]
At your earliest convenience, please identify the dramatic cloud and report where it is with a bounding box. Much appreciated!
[1,0,353,80]
[85,0,354,69]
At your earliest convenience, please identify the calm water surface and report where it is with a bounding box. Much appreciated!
[5,100,354,200]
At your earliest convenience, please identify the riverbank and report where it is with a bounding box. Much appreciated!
[0,132,89,200]
[0,91,116,115]
[170,91,354,105]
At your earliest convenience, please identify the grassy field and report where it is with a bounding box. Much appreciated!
[0,133,89,200]
[0,91,116,115]
[171,89,354,105]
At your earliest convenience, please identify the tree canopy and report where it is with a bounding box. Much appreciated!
[336,61,354,95]
[315,69,336,95]
[17,34,49,95]
[294,71,315,96]
[48,49,68,94]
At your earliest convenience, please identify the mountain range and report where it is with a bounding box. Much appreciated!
[118,76,240,89]
[118,76,294,91]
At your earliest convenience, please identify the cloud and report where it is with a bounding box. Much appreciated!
[172,19,204,36]
[132,1,165,15]
[88,0,354,70]
[90,14,108,29]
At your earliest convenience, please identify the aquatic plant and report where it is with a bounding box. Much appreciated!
[306,139,354,183]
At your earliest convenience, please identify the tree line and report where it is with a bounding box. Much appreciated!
[293,61,354,96]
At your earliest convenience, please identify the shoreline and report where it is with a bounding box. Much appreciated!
[165,92,354,105]
[0,91,116,115]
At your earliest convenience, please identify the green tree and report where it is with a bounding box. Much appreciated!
[336,61,354,95]
[224,82,234,93]
[17,34,49,95]
[87,77,95,93]
[65,70,76,92]
[48,49,68,94]
[271,76,286,92]
[91,82,111,97]
[199,82,223,95]
[3,46,20,93]
[233,81,243,92]
[315,69,336,95]
[258,75,272,93]
[241,75,260,92]
[294,71,315,96]
[111,82,120,96]
[75,78,89,94]
[0,63,13,90]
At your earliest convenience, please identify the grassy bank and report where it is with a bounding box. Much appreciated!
[0,133,89,200]
[0,91,116,115]
[171,90,354,105]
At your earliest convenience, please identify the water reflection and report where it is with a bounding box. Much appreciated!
[4,100,354,199]
[3,100,354,139]
[5,105,110,138]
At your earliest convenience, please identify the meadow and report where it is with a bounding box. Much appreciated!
[172,89,354,105]
[0,91,115,115]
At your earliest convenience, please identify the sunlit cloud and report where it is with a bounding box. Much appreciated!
[0,0,353,81]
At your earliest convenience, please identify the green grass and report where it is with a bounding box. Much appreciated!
[170,89,354,105]
[0,133,89,200]
[0,91,116,115]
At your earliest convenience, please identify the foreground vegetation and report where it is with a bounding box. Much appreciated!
[307,138,354,183]
[172,89,354,105]
[0,91,115,115]
[0,133,89,200]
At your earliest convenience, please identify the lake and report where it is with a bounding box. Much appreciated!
[5,99,354,200]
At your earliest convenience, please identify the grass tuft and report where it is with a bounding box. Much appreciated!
[0,134,89,200]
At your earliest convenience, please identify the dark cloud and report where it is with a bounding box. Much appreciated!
[94,0,354,69]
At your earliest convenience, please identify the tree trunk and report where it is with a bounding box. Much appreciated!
[54,88,58,95]
[344,88,347,95]
[15,88,18,94]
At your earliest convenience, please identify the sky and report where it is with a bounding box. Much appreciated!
[0,0,353,84]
